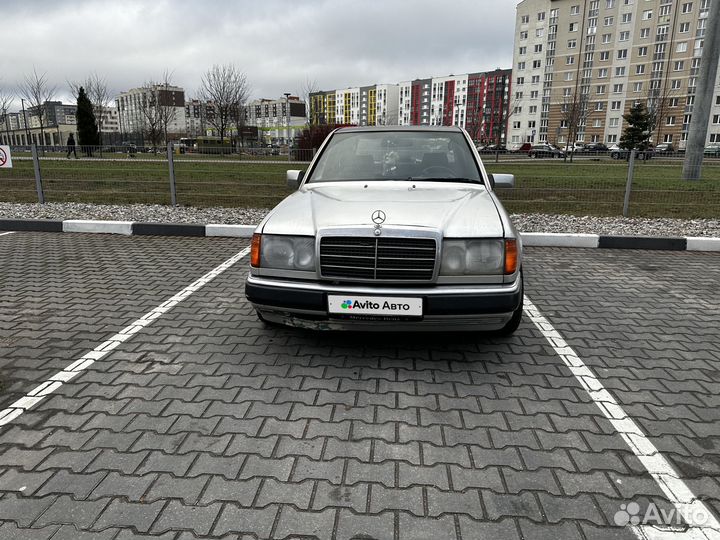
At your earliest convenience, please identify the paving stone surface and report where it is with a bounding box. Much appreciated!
[0,232,718,539]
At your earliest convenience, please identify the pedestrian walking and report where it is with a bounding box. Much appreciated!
[66,133,77,159]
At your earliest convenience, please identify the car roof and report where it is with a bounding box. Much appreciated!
[334,125,465,133]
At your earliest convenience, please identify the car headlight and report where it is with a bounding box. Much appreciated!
[440,239,505,275]
[256,235,316,271]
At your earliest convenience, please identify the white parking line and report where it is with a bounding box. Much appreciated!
[524,296,720,540]
[0,232,15,237]
[0,246,250,428]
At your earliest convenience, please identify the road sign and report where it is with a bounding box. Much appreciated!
[0,146,12,168]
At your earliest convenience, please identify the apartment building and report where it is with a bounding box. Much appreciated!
[512,0,720,148]
[311,70,511,143]
[116,85,187,140]
[246,96,307,144]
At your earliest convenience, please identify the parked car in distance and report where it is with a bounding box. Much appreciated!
[479,144,508,154]
[579,142,609,154]
[609,145,654,160]
[704,144,720,157]
[528,144,566,158]
[245,126,524,334]
[564,142,585,153]
[510,142,533,154]
[654,143,674,154]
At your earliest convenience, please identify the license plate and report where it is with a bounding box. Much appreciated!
[328,295,423,318]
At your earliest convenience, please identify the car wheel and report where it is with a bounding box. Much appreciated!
[496,273,523,336]
[611,152,618,159]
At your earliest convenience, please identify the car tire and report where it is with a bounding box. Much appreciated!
[496,273,524,336]
[611,152,619,159]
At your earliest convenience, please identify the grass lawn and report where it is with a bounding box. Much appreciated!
[1,155,718,218]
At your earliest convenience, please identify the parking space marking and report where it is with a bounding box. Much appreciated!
[524,295,720,539]
[0,246,250,428]
[0,231,15,236]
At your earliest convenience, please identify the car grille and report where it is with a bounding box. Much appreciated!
[320,236,437,281]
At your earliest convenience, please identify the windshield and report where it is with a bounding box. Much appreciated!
[307,131,483,183]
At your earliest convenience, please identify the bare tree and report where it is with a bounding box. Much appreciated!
[0,83,13,143]
[18,68,57,145]
[198,64,250,141]
[645,84,679,147]
[299,76,319,127]
[135,71,180,148]
[68,73,112,144]
[559,91,590,162]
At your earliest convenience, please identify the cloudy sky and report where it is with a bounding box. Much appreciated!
[0,0,516,110]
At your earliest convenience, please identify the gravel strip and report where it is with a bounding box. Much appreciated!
[1,202,719,237]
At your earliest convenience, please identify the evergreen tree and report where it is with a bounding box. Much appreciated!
[620,103,652,151]
[76,86,99,156]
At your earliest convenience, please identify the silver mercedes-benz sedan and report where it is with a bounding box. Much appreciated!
[245,126,523,333]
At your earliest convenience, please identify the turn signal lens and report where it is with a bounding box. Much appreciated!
[504,239,518,274]
[251,233,262,267]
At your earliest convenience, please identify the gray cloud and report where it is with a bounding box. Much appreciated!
[0,0,515,110]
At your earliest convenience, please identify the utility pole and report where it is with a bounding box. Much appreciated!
[682,0,720,180]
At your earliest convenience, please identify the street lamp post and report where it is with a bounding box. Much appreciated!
[284,92,291,146]
[21,98,31,146]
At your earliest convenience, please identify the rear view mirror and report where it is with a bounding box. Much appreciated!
[492,173,515,188]
[287,170,304,189]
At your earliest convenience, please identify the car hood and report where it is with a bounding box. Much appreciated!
[261,181,504,237]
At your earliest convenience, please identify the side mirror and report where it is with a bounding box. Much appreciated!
[287,170,304,189]
[492,173,515,188]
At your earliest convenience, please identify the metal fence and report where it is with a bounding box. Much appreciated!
[1,143,719,219]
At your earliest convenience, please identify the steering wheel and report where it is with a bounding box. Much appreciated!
[420,165,456,177]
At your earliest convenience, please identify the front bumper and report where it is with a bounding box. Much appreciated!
[245,274,522,331]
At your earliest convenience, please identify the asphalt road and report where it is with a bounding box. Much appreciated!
[0,232,718,539]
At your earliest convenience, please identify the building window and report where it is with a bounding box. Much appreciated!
[569,22,579,31]
[682,2,692,13]
[566,56,575,65]
[640,27,650,38]
[679,22,690,33]
[534,44,543,52]
[598,68,608,78]
[606,0,615,7]
[621,13,632,23]
[519,46,527,55]
[518,62,526,70]
[571,5,580,14]
[520,30,528,39]
[568,39,577,48]
[531,90,539,98]
[538,11,546,20]
[619,31,630,41]
[521,14,530,23]
[536,28,545,37]
[604,16,614,26]
[595,101,605,111]
[607,134,618,143]
[615,66,626,76]
[609,117,620,127]
[532,75,540,83]
[671,80,682,90]
[516,76,525,84]
[533,60,542,68]
[565,72,574,81]
[669,97,679,107]
[611,100,622,110]
[597,85,607,94]
[600,51,610,60]
[634,82,643,92]
[513,121,521,129]
[617,49,628,59]
[642,9,652,19]
[676,42,688,53]
[613,84,624,93]
[666,116,676,126]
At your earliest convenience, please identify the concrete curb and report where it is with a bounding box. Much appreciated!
[1,219,719,251]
